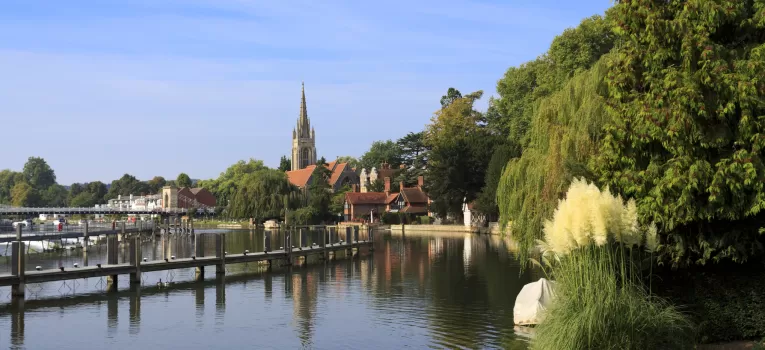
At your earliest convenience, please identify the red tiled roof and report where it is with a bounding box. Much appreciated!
[401,187,428,204]
[345,192,388,205]
[385,193,399,204]
[286,165,316,187]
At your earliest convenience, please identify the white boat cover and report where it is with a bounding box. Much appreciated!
[513,278,556,326]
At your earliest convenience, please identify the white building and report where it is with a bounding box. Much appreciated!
[94,194,163,219]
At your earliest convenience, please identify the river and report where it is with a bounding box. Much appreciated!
[0,228,536,349]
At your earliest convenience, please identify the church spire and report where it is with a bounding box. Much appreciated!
[298,81,308,135]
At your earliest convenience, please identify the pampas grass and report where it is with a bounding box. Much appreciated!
[531,178,695,350]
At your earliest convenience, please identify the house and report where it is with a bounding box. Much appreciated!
[286,160,360,192]
[343,175,431,221]
[358,162,402,192]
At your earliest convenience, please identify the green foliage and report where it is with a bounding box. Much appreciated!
[176,173,192,188]
[498,58,612,265]
[440,87,462,108]
[196,158,268,207]
[474,142,520,219]
[11,182,38,207]
[147,176,166,193]
[597,0,765,266]
[654,262,765,343]
[41,184,68,207]
[359,140,403,170]
[106,174,151,199]
[22,156,56,189]
[69,191,98,207]
[426,90,498,219]
[491,14,614,142]
[226,168,297,222]
[0,170,24,204]
[330,184,351,215]
[306,157,334,224]
[367,179,385,192]
[336,156,359,169]
[278,155,291,172]
[396,132,428,186]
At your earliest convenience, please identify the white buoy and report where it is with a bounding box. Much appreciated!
[73,263,79,268]
[35,266,42,271]
[143,258,148,262]
[171,255,176,260]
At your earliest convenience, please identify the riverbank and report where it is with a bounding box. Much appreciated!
[389,223,510,235]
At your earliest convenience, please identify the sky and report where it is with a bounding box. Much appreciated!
[0,0,611,185]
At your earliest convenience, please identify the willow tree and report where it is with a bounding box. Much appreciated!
[597,0,765,266]
[498,59,612,265]
[227,168,297,223]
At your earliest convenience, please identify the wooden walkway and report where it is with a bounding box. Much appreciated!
[0,226,374,299]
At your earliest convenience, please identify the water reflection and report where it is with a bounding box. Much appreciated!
[1,229,536,349]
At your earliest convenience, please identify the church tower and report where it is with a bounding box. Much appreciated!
[292,82,317,171]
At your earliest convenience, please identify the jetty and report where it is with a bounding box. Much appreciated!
[0,225,374,300]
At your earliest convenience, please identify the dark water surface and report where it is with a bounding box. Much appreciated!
[0,229,535,349]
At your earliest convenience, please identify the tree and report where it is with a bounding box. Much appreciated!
[474,142,520,220]
[0,170,24,204]
[367,179,386,193]
[278,155,291,172]
[22,157,56,189]
[336,156,359,169]
[106,174,151,199]
[359,140,403,170]
[395,132,429,186]
[85,181,108,202]
[69,191,97,207]
[11,182,38,207]
[176,173,192,188]
[196,158,268,207]
[147,176,167,193]
[330,184,352,215]
[226,168,297,222]
[597,1,765,266]
[425,90,496,219]
[41,184,68,207]
[306,157,333,224]
[440,87,462,108]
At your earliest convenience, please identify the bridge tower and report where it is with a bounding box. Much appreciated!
[162,186,179,208]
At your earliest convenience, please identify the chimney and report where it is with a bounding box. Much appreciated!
[351,184,358,192]
[384,177,390,195]
[418,175,424,188]
[399,181,404,192]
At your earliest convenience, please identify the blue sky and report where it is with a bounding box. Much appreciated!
[0,0,611,185]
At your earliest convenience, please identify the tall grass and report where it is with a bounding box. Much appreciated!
[531,178,695,350]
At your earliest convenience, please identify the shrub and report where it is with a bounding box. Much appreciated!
[532,179,695,350]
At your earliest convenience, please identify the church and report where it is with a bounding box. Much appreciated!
[285,83,359,191]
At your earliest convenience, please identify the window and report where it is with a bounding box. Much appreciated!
[301,148,310,168]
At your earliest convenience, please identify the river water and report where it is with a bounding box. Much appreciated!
[0,229,536,349]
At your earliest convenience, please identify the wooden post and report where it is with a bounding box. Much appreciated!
[300,228,307,249]
[129,236,141,287]
[106,235,119,292]
[322,227,328,259]
[190,217,194,234]
[345,226,352,255]
[195,233,205,281]
[285,228,292,266]
[264,231,272,252]
[353,225,359,245]
[369,225,375,251]
[11,241,25,298]
[83,220,89,253]
[215,233,226,276]
[119,221,126,242]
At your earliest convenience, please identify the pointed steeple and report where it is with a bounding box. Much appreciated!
[298,81,309,137]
